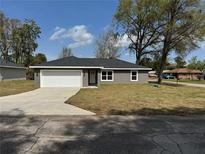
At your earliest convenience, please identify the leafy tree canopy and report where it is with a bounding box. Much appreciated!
[32,53,47,65]
[0,11,41,67]
[95,29,120,59]
[187,56,205,71]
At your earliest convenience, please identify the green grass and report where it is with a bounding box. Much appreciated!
[67,84,205,116]
[0,80,36,97]
[164,79,205,84]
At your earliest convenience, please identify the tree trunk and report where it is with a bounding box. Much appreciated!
[3,50,8,62]
[136,52,142,65]
[157,48,168,84]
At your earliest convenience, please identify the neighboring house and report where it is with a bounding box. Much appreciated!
[203,72,205,80]
[148,71,157,79]
[30,56,152,88]
[0,59,26,81]
[169,68,202,80]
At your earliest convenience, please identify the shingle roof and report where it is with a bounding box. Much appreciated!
[0,59,25,68]
[169,68,202,74]
[33,56,149,69]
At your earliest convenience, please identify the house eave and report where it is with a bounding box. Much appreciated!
[29,66,104,69]
[0,65,27,69]
[29,66,152,70]
[102,68,152,70]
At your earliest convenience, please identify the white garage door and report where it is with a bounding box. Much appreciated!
[40,70,82,87]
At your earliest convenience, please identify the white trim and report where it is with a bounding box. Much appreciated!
[40,69,83,88]
[103,68,152,70]
[130,70,138,81]
[0,78,26,81]
[101,70,114,81]
[30,66,103,69]
[29,66,152,70]
[81,70,83,87]
[0,65,26,69]
[40,70,42,88]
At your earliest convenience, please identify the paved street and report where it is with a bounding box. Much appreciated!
[1,115,205,154]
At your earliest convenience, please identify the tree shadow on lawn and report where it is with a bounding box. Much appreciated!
[108,107,205,116]
[0,109,45,154]
[36,114,205,154]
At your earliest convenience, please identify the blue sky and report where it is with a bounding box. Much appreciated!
[1,0,205,63]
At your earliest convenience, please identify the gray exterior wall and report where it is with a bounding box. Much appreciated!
[34,69,40,88]
[83,69,89,87]
[33,68,149,88]
[0,67,26,81]
[98,70,149,85]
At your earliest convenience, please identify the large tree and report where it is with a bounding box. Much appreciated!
[59,47,73,58]
[0,11,10,61]
[32,53,47,65]
[20,20,41,66]
[140,52,173,71]
[114,0,163,64]
[0,11,41,66]
[157,0,205,83]
[187,56,205,71]
[0,11,21,62]
[174,56,186,68]
[95,29,120,59]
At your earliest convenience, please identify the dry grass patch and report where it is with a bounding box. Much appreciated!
[67,84,205,115]
[0,80,36,96]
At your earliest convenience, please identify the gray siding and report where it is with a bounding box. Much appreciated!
[98,70,149,85]
[34,68,149,88]
[83,69,89,87]
[0,67,26,81]
[34,69,40,88]
[138,70,149,83]
[83,69,100,87]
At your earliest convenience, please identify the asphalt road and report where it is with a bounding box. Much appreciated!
[1,115,205,154]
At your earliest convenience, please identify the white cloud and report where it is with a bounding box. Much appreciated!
[116,34,132,48]
[49,27,66,40]
[49,25,94,48]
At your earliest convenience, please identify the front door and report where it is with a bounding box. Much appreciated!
[89,70,97,86]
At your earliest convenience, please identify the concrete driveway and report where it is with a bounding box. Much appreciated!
[0,88,94,116]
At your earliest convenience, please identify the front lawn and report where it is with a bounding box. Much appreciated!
[67,84,205,115]
[164,79,205,84]
[0,80,36,97]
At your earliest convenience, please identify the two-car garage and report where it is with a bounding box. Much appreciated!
[40,70,82,87]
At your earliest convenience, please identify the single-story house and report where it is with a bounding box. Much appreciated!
[0,59,26,81]
[169,68,202,80]
[30,56,152,88]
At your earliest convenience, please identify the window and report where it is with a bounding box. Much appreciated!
[101,71,113,81]
[102,71,106,80]
[131,71,138,81]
